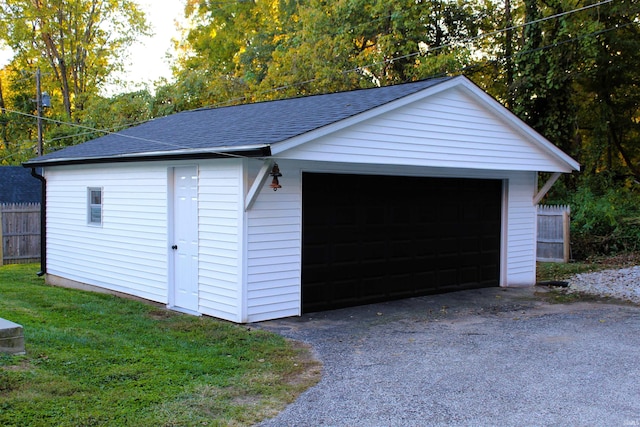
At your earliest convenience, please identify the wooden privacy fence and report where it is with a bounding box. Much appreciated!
[0,203,41,265]
[537,205,570,263]
[0,202,573,265]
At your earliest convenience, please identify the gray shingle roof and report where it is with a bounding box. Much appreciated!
[24,77,452,166]
[0,167,42,203]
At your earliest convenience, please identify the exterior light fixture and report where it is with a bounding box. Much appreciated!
[269,163,282,191]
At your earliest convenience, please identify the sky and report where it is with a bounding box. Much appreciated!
[113,0,186,91]
[0,0,186,94]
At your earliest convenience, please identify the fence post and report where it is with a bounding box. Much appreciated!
[563,210,570,263]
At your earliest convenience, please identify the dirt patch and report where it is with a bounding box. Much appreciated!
[1,358,30,372]
[146,308,177,320]
[282,340,322,390]
[585,252,640,268]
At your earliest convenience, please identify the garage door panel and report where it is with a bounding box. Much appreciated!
[361,260,387,277]
[437,269,458,287]
[481,266,499,283]
[334,243,360,262]
[460,237,481,254]
[388,275,415,298]
[460,266,480,283]
[302,173,501,313]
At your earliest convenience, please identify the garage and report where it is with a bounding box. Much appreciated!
[302,173,502,312]
[26,75,580,323]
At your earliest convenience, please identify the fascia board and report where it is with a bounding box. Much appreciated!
[23,144,271,167]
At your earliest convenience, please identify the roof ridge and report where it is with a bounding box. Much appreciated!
[188,76,455,113]
[23,76,456,166]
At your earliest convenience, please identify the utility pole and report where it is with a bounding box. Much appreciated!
[35,68,43,157]
[35,68,50,157]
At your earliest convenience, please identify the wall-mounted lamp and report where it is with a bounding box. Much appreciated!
[269,163,282,191]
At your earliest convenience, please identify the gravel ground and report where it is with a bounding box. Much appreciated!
[256,285,640,427]
[567,266,640,304]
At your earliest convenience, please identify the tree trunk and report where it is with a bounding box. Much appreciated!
[609,123,640,179]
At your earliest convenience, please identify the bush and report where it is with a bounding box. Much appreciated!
[568,182,640,259]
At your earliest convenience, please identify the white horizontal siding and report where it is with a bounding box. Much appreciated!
[246,159,301,322]
[277,87,570,172]
[45,164,169,303]
[505,172,537,285]
[197,159,243,322]
[44,158,538,323]
[244,160,539,322]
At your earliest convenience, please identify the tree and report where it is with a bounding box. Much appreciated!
[0,0,150,119]
[576,0,640,180]
[500,0,640,185]
[175,0,494,103]
[0,66,42,164]
[260,0,495,94]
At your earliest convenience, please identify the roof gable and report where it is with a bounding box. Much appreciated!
[23,75,578,173]
[24,77,451,166]
[273,76,579,173]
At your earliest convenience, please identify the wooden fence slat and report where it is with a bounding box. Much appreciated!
[537,205,570,263]
[1,203,41,265]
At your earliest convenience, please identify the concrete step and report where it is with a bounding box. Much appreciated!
[0,318,25,355]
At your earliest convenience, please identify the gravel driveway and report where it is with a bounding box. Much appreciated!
[256,286,640,426]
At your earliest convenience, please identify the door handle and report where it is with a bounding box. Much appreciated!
[171,245,178,250]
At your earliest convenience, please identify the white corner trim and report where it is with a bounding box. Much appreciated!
[245,159,273,211]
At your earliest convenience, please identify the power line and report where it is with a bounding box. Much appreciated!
[3,19,630,154]
[0,107,264,160]
[198,0,615,109]
[0,145,36,163]
[425,0,614,56]
[2,108,191,150]
[0,0,624,155]
[5,18,629,158]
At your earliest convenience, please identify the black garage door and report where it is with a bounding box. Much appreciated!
[302,173,502,313]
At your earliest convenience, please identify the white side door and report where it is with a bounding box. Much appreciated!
[170,166,199,314]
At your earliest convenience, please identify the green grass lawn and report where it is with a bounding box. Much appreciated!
[0,264,320,427]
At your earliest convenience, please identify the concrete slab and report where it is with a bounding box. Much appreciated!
[0,318,25,355]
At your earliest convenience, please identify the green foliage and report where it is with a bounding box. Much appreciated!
[0,264,320,426]
[0,0,151,119]
[536,261,602,282]
[176,0,493,103]
[0,0,638,264]
[0,0,152,162]
[568,178,640,258]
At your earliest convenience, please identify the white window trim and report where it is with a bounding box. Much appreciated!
[88,187,103,226]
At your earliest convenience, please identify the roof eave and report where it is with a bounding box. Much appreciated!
[22,145,272,168]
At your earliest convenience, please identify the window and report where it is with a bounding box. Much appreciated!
[88,187,103,225]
